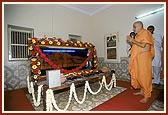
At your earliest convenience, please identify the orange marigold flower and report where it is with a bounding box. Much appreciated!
[41,41,45,45]
[31,61,36,65]
[49,41,53,44]
[37,61,41,66]
[57,42,61,46]
[28,38,32,41]
[29,46,33,50]
[55,39,58,42]
[36,53,39,56]
[33,70,38,74]
[77,41,80,44]
[32,39,37,44]
[85,44,88,47]
[31,58,37,62]
[32,65,37,69]
[38,70,41,74]
[64,74,69,77]
[94,60,97,63]
[74,43,77,46]
[33,75,38,79]
[79,44,82,47]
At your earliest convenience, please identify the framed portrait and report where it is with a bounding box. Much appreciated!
[104,32,120,62]
[69,34,81,42]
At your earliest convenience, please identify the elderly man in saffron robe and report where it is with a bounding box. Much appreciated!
[127,21,154,103]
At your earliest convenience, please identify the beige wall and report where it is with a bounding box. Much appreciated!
[3,4,164,90]
[4,4,164,64]
[4,4,92,65]
[90,4,164,58]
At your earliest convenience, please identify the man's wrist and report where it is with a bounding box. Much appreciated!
[131,39,135,44]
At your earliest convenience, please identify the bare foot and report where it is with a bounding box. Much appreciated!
[139,98,149,103]
[133,91,144,96]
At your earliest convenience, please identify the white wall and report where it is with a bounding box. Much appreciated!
[138,11,164,36]
[4,4,92,64]
[4,4,164,64]
[3,4,164,90]
[90,4,164,58]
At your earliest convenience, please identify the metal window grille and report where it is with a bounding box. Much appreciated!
[8,25,34,60]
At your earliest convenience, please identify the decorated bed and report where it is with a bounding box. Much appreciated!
[27,37,116,111]
[28,37,98,82]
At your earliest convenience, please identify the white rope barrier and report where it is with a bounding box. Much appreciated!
[27,73,116,110]
[86,81,102,95]
[46,73,116,111]
[27,76,43,107]
[27,76,32,94]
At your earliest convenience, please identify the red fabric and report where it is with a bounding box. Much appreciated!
[92,81,160,111]
[4,89,35,111]
[4,81,160,111]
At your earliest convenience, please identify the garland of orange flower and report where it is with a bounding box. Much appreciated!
[34,45,94,73]
[28,37,98,81]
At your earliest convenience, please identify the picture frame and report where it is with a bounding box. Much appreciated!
[69,34,82,42]
[104,32,120,62]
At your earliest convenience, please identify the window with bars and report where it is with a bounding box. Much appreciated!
[8,25,34,60]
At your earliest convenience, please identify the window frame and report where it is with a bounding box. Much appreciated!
[8,25,34,61]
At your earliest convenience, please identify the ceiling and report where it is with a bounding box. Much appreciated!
[60,4,113,16]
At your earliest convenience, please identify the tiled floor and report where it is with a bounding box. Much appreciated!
[148,85,164,111]
[26,82,126,111]
[4,80,164,111]
[26,82,164,111]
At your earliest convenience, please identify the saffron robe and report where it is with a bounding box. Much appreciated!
[129,29,154,98]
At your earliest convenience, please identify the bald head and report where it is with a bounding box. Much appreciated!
[133,21,144,33]
[134,21,143,28]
